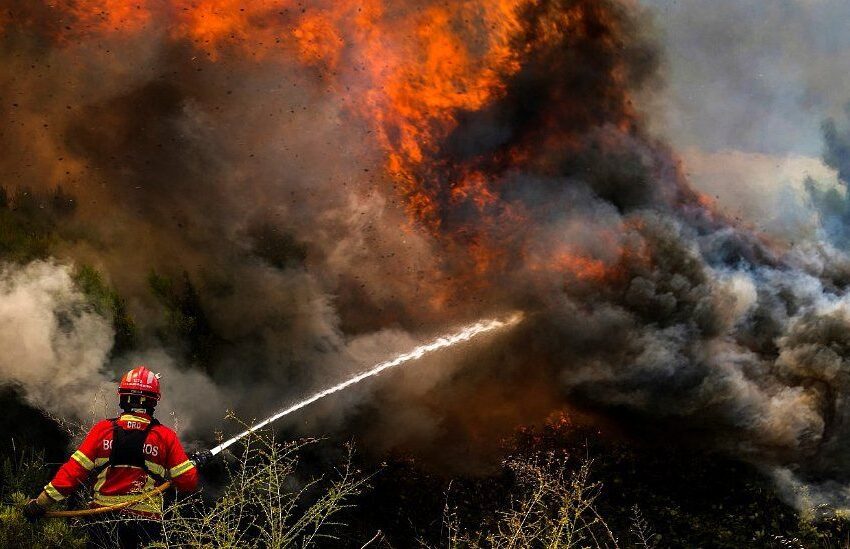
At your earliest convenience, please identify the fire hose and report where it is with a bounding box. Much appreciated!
[44,481,172,518]
[38,314,522,520]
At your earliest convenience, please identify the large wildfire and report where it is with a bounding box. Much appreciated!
[2,0,850,509]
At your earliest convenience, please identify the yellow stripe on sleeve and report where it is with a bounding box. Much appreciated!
[145,460,166,477]
[71,450,95,470]
[169,460,195,478]
[43,482,65,502]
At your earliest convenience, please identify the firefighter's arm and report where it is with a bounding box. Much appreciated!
[165,433,199,492]
[42,421,108,502]
[25,421,108,521]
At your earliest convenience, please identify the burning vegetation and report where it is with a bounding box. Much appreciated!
[3,0,850,546]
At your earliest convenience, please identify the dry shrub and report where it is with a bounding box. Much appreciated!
[441,452,619,549]
[153,428,368,548]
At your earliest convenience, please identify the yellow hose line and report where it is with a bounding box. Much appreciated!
[44,481,172,518]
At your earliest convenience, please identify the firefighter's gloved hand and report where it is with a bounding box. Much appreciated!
[22,499,46,522]
[190,449,213,468]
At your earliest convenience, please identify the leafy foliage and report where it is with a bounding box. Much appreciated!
[0,187,75,262]
[0,494,86,549]
[0,449,86,548]
[74,265,137,355]
[149,271,217,368]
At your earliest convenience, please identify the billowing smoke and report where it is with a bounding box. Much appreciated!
[2,0,850,509]
[0,261,113,419]
[0,261,222,432]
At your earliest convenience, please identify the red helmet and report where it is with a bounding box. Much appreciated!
[118,365,161,400]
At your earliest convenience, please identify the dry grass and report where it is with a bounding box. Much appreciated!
[439,452,620,549]
[152,427,369,548]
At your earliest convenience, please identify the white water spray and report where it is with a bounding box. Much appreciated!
[210,313,523,455]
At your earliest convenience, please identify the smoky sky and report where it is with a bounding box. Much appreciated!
[643,0,850,156]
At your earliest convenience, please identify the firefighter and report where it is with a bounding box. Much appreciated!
[22,365,200,548]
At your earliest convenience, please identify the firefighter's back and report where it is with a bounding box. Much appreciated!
[90,413,185,514]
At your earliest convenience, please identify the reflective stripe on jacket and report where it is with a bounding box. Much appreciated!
[45,412,198,515]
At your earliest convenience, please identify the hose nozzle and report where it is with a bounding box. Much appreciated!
[190,449,214,468]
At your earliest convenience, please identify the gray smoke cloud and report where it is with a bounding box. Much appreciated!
[0,261,114,419]
[642,0,850,156]
[0,260,227,432]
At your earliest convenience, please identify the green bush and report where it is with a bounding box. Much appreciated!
[0,186,75,263]
[74,265,137,354]
[0,493,86,549]
[0,450,86,548]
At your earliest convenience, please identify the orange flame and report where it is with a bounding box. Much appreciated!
[2,0,655,307]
